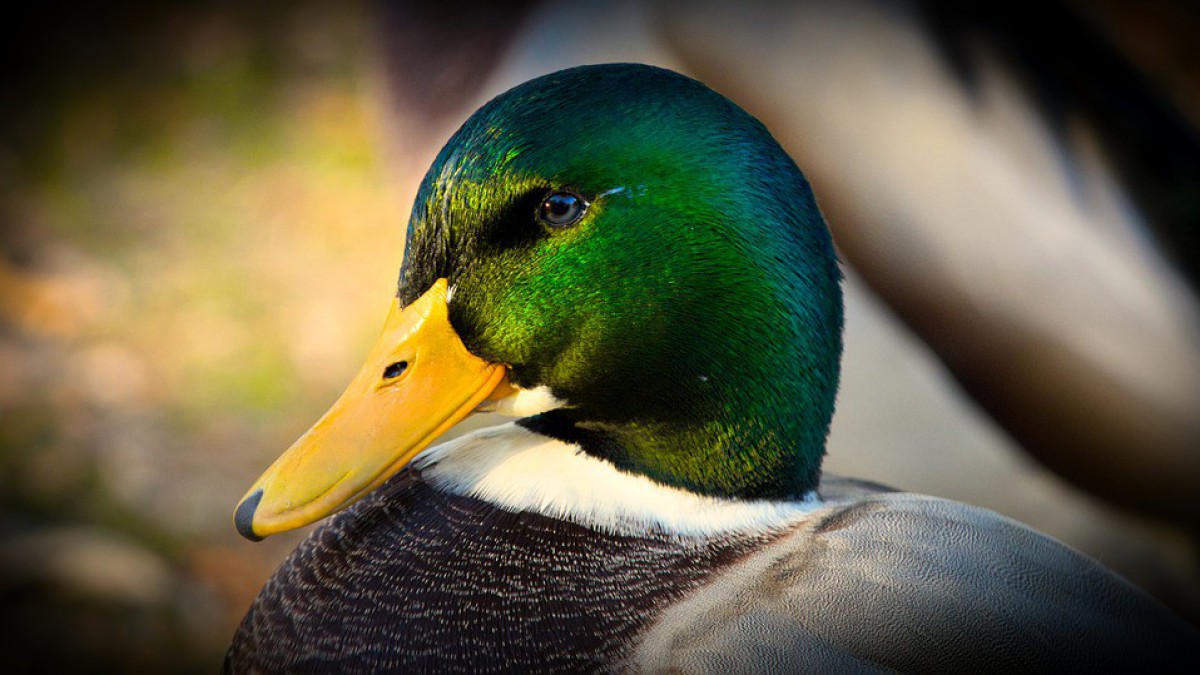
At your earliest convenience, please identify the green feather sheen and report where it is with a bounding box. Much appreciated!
[399,64,843,501]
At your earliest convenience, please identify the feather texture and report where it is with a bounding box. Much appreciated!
[225,467,772,672]
[226,470,1199,672]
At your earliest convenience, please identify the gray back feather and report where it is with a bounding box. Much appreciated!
[631,489,1200,673]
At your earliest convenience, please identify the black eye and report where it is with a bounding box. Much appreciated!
[537,191,587,228]
[382,361,408,380]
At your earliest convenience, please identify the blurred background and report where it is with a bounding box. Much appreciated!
[1,0,1197,671]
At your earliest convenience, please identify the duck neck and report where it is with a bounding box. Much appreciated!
[520,296,842,502]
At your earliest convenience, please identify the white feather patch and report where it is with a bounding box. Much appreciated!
[414,423,821,537]
[481,385,567,417]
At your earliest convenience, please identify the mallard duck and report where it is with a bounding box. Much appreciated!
[376,0,1200,613]
[226,64,1199,671]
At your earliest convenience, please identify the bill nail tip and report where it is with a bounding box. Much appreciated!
[235,489,265,542]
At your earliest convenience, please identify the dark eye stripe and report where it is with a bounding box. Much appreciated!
[538,191,588,228]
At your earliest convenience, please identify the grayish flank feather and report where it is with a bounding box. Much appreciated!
[630,486,1200,672]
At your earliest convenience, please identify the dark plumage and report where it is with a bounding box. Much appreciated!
[227,468,769,672]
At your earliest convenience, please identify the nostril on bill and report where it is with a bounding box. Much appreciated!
[382,361,408,380]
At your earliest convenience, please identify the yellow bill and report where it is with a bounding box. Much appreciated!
[234,278,509,540]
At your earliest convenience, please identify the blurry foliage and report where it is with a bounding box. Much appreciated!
[0,1,411,670]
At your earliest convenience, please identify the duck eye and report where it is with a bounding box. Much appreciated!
[382,361,408,380]
[538,191,587,228]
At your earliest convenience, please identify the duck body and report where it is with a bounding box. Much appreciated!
[227,425,1200,672]
[227,64,1200,671]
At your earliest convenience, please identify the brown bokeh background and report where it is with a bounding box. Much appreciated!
[0,3,410,670]
[1,1,1198,671]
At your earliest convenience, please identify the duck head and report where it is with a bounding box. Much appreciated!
[235,64,843,540]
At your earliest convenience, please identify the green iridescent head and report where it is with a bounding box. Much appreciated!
[400,63,842,500]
